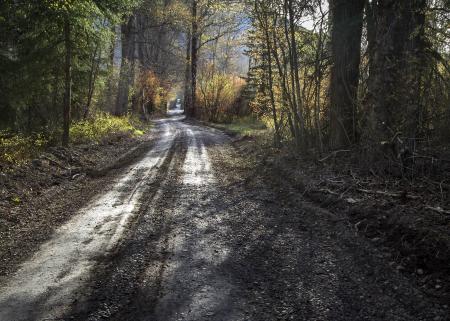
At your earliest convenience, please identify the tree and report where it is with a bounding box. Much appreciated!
[0,0,140,143]
[364,0,428,153]
[189,0,199,117]
[328,0,364,148]
[183,0,244,118]
[62,15,72,146]
[254,0,281,145]
[114,15,136,116]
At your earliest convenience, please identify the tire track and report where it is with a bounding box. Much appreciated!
[0,119,179,321]
[64,128,188,321]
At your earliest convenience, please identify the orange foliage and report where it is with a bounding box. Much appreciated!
[137,70,169,114]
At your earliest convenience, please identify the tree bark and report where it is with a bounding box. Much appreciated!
[83,43,100,119]
[62,16,72,147]
[328,0,365,148]
[265,38,281,146]
[283,0,303,149]
[272,28,297,141]
[114,16,135,116]
[183,30,192,114]
[287,0,306,149]
[313,3,326,153]
[365,0,427,147]
[255,1,281,145]
[189,0,199,118]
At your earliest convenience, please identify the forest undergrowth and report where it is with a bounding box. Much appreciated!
[0,114,147,166]
[219,118,450,305]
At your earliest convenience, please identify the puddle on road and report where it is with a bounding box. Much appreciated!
[0,121,178,321]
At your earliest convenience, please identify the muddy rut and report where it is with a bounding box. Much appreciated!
[0,115,447,321]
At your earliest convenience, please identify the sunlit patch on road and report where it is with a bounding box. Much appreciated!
[182,128,215,186]
[0,121,177,321]
[153,124,241,321]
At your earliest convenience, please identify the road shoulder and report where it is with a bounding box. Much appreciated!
[0,128,156,278]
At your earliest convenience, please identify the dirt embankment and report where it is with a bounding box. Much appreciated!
[0,130,155,278]
[224,131,450,305]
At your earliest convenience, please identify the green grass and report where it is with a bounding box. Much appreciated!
[213,116,267,136]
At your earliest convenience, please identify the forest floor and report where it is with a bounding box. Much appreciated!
[0,113,448,320]
[222,124,450,304]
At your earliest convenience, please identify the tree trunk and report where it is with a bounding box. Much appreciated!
[272,29,296,141]
[114,16,135,116]
[403,0,427,138]
[313,4,326,153]
[255,1,281,145]
[328,0,365,148]
[287,0,306,149]
[189,0,199,118]
[183,30,192,114]
[365,0,427,147]
[62,16,72,147]
[51,66,60,116]
[264,31,281,145]
[283,0,303,149]
[105,25,119,114]
[83,43,100,119]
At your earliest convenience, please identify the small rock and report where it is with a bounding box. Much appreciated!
[435,284,442,289]
[416,268,424,275]
[0,218,10,225]
[71,173,83,180]
[32,159,42,167]
[346,197,358,204]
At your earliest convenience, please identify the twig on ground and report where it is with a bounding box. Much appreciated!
[318,150,350,163]
[41,156,70,171]
[318,188,340,196]
[339,186,352,199]
[424,206,450,215]
[357,188,420,199]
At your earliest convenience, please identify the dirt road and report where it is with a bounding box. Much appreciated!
[0,114,447,320]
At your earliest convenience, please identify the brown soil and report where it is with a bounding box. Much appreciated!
[229,132,450,306]
[0,130,155,278]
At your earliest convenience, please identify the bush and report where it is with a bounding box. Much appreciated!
[70,113,144,144]
[197,64,246,122]
[0,132,48,165]
[0,114,146,165]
